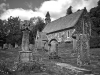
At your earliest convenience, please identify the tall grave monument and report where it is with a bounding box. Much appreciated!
[75,12,91,66]
[19,19,37,62]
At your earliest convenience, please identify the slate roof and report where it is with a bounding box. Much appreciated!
[42,9,84,34]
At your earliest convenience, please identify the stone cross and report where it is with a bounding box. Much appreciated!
[74,15,91,66]
[19,20,33,62]
[21,28,30,51]
[76,34,90,66]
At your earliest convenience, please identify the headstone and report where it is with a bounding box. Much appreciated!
[0,47,2,49]
[15,43,18,48]
[3,43,8,49]
[36,40,43,50]
[44,41,49,51]
[73,39,77,50]
[29,44,34,51]
[49,40,58,59]
[8,44,13,49]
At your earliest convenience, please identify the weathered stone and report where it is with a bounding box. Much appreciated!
[15,43,18,48]
[19,21,33,63]
[29,44,34,51]
[21,30,30,51]
[73,39,77,50]
[8,44,13,49]
[44,41,49,51]
[35,40,44,50]
[19,51,33,62]
[0,46,2,49]
[76,34,90,66]
[35,31,48,50]
[19,30,33,62]
[49,40,58,59]
[3,43,8,49]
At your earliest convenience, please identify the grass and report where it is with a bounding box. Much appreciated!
[0,43,100,75]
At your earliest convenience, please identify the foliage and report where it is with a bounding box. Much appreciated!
[0,20,6,38]
[90,36,100,48]
[30,17,45,32]
[67,6,72,15]
[19,17,45,44]
[29,17,45,44]
[0,20,8,47]
[6,16,22,46]
[0,16,45,46]
[89,0,100,48]
[0,61,15,75]
[17,62,46,74]
[89,0,100,35]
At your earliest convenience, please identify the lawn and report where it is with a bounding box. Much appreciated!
[0,43,100,75]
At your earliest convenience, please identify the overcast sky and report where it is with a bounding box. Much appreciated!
[0,0,99,21]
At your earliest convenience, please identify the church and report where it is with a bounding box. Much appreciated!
[36,7,92,50]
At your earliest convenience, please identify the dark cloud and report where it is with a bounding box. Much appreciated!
[0,0,99,21]
[25,2,33,9]
[0,3,9,14]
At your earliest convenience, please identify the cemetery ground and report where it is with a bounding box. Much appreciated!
[0,43,100,75]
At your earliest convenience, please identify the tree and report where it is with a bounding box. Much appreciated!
[0,20,7,38]
[66,6,72,15]
[29,17,45,44]
[30,17,45,32]
[0,19,7,47]
[89,0,100,36]
[98,0,100,6]
[89,0,100,48]
[6,16,22,46]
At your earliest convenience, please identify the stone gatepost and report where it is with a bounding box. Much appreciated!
[76,34,90,66]
[19,21,33,63]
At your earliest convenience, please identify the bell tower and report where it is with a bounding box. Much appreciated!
[45,11,51,24]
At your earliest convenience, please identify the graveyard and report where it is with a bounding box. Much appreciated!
[0,1,100,75]
[0,12,100,75]
[0,11,99,75]
[0,43,100,75]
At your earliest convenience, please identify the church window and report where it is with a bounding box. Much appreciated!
[68,30,70,37]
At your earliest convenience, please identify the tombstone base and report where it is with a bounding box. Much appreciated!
[19,51,33,63]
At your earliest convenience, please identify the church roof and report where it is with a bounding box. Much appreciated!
[42,9,84,34]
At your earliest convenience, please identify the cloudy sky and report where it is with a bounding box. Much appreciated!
[0,0,99,21]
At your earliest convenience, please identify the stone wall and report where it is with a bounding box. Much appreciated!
[47,29,75,43]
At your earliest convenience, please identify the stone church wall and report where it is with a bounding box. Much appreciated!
[47,29,75,43]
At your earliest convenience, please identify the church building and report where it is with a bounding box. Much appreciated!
[42,7,92,50]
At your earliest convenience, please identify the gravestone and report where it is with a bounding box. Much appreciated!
[8,44,13,49]
[3,43,8,49]
[73,39,77,50]
[44,41,49,51]
[76,34,90,66]
[0,47,2,49]
[15,43,18,48]
[49,40,59,59]
[29,44,34,51]
[19,21,33,63]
